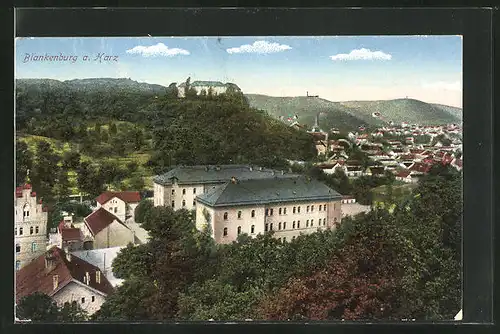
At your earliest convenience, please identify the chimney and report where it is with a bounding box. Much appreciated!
[231,177,237,184]
[96,270,101,284]
[53,275,59,290]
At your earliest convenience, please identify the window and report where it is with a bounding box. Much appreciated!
[81,297,85,304]
[19,227,23,235]
[311,205,314,212]
[270,223,273,231]
[265,223,269,232]
[306,206,310,213]
[324,204,327,211]
[193,200,196,206]
[293,207,296,214]
[323,218,326,226]
[284,208,287,215]
[193,188,196,194]
[31,242,37,253]
[311,219,314,227]
[251,210,255,218]
[91,296,95,302]
[237,211,242,219]
[171,201,175,208]
[279,208,282,215]
[297,221,300,228]
[114,207,118,213]
[16,244,20,253]
[278,222,282,230]
[283,222,287,229]
[30,226,34,235]
[15,227,17,236]
[35,226,39,234]
[237,226,242,235]
[293,221,296,228]
[23,205,30,218]
[298,206,301,213]
[15,261,20,271]
[270,209,274,216]
[223,227,228,236]
[182,200,186,207]
[223,212,228,220]
[251,225,255,234]
[265,209,269,216]
[306,220,309,227]
[319,205,322,211]
[171,189,175,195]
[182,189,186,195]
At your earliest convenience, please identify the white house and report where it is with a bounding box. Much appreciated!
[15,184,48,270]
[195,176,343,244]
[82,208,135,250]
[95,191,141,222]
[16,247,114,316]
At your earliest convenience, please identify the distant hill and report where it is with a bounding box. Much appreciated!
[16,78,166,95]
[244,94,380,132]
[246,94,462,130]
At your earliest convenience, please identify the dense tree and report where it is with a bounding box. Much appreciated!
[134,199,154,225]
[16,292,60,321]
[30,140,61,202]
[58,301,88,321]
[166,83,179,99]
[16,140,33,186]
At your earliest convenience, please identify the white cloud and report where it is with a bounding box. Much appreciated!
[226,40,292,54]
[330,48,392,61]
[126,43,190,57]
[422,81,462,92]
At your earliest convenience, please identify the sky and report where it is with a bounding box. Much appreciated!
[15,36,463,107]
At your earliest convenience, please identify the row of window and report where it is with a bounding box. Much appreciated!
[15,226,40,236]
[264,218,331,231]
[108,207,118,214]
[172,200,196,208]
[15,242,38,253]
[222,225,255,237]
[265,204,329,217]
[222,204,332,221]
[172,188,197,195]
[81,296,96,304]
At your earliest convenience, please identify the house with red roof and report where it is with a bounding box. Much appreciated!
[82,208,135,250]
[95,191,141,222]
[16,247,114,315]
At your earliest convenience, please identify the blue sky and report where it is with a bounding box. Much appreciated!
[15,36,463,107]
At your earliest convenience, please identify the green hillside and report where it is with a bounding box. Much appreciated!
[339,98,461,125]
[245,94,380,131]
[246,94,462,129]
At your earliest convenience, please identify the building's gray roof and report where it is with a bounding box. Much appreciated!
[196,176,342,207]
[153,165,299,186]
[191,81,226,87]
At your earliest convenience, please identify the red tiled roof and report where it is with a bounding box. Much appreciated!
[16,247,114,303]
[96,191,141,205]
[84,208,122,236]
[397,171,411,178]
[61,228,82,242]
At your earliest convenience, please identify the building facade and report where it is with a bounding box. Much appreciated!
[195,176,342,244]
[95,191,141,222]
[16,247,114,316]
[15,184,48,270]
[82,208,135,250]
[153,165,299,211]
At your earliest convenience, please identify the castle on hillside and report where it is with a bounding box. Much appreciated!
[177,81,241,98]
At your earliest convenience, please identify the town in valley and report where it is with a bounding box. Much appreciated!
[14,36,463,322]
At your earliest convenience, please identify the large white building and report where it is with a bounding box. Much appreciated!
[16,246,114,316]
[177,81,241,98]
[195,176,343,244]
[15,184,48,270]
[153,165,299,211]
